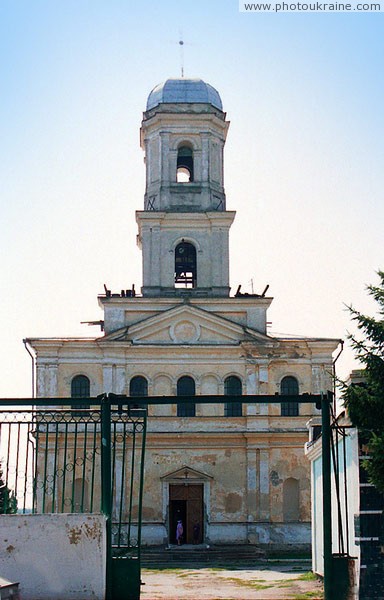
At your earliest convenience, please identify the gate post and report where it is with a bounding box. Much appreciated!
[322,391,333,600]
[101,394,112,600]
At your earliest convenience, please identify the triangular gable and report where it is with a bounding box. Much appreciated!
[101,304,272,345]
[161,465,213,482]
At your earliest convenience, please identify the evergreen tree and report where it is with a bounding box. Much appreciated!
[342,270,384,493]
[0,466,17,514]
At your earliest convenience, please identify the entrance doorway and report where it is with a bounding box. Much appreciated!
[169,484,203,544]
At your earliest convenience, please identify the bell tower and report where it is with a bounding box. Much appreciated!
[136,78,235,297]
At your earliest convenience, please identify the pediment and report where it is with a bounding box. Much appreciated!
[161,466,213,482]
[101,304,271,345]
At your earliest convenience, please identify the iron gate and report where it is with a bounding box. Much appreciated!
[0,396,147,600]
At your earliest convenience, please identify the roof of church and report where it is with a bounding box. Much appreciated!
[146,78,223,111]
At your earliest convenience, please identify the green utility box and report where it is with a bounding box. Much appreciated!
[111,556,141,600]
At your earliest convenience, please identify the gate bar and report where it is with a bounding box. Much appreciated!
[101,394,112,600]
[0,394,322,406]
[322,391,333,600]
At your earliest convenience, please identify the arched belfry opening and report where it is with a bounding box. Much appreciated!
[175,241,197,288]
[176,145,194,183]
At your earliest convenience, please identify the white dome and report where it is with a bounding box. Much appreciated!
[146,78,223,111]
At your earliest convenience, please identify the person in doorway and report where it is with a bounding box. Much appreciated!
[176,520,183,545]
[193,521,200,544]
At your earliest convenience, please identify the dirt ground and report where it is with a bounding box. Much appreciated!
[141,562,324,599]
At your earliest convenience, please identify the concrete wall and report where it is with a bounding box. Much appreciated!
[0,513,106,600]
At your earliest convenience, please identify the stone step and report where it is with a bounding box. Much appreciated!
[141,545,266,567]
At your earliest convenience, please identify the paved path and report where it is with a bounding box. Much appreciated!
[141,562,324,599]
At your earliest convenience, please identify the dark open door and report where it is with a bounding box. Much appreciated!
[169,484,203,544]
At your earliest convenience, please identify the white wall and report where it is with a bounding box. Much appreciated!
[309,429,360,576]
[0,513,106,600]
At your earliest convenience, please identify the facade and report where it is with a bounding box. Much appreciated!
[26,77,340,549]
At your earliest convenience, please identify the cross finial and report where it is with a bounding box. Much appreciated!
[179,38,184,77]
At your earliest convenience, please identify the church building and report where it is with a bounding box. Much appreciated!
[26,77,340,550]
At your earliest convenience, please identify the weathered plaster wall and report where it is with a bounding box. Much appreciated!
[0,513,106,600]
[254,522,311,547]
[139,432,313,547]
[142,445,237,521]
[269,447,311,522]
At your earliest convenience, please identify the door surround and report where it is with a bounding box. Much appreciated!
[161,466,213,543]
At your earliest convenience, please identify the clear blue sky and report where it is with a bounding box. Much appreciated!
[1,1,383,396]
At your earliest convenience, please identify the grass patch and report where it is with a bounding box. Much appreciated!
[222,577,273,590]
[142,567,186,574]
[297,571,318,581]
[247,583,274,591]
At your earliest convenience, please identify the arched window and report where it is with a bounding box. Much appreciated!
[130,376,148,409]
[224,376,242,417]
[177,376,195,417]
[175,241,197,288]
[176,145,193,182]
[283,478,300,521]
[71,375,90,411]
[280,376,299,416]
[129,376,148,397]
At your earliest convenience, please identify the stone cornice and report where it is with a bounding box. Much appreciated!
[136,210,236,230]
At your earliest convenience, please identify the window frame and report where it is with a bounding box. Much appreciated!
[129,375,148,409]
[174,241,197,288]
[129,376,148,397]
[177,376,196,417]
[71,375,90,412]
[280,376,299,416]
[224,375,242,417]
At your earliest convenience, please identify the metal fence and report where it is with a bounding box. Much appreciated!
[0,401,147,560]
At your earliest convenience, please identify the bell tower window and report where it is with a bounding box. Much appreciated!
[175,242,197,288]
[176,145,193,183]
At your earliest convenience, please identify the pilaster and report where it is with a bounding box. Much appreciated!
[259,448,270,520]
